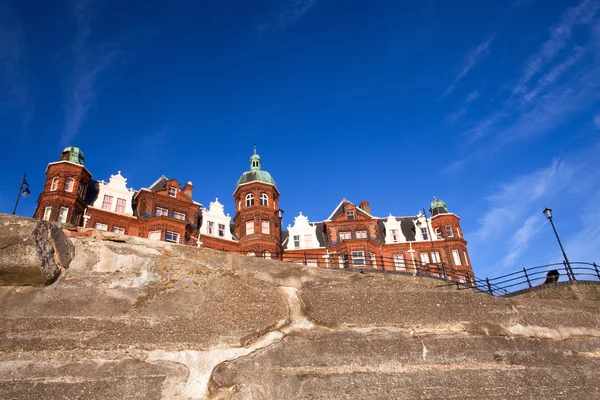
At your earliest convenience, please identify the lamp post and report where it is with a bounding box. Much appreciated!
[542,207,574,280]
[276,209,284,260]
[13,173,30,215]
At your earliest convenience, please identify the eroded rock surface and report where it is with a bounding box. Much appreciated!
[0,218,599,399]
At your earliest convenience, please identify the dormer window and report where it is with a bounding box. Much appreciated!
[421,227,429,241]
[65,177,75,192]
[168,187,177,197]
[245,193,254,207]
[51,177,59,191]
[260,193,268,206]
[346,210,355,220]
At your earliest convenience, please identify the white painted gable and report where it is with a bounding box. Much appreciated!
[383,214,406,243]
[200,198,233,241]
[286,212,320,250]
[92,171,135,216]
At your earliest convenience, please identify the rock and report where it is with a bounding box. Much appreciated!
[0,213,74,286]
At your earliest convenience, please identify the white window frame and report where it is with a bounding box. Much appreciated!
[207,221,214,235]
[260,193,268,206]
[464,251,469,266]
[168,187,177,197]
[339,232,352,241]
[391,229,399,242]
[245,193,254,207]
[218,223,226,237]
[148,230,162,241]
[263,251,271,259]
[432,252,441,263]
[78,183,85,198]
[355,231,367,239]
[43,206,52,221]
[346,210,355,220]
[112,226,125,234]
[173,211,186,221]
[115,198,126,214]
[446,225,454,237]
[261,220,270,234]
[155,207,168,217]
[65,177,75,192]
[95,222,108,231]
[165,231,179,243]
[420,252,430,265]
[102,195,113,211]
[338,254,348,268]
[247,252,255,257]
[393,254,406,270]
[246,220,254,235]
[293,235,300,249]
[421,227,429,241]
[452,250,462,266]
[352,251,365,267]
[303,234,313,248]
[58,207,69,223]
[50,177,59,191]
[369,252,377,268]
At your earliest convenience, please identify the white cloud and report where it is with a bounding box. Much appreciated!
[259,0,318,33]
[466,90,480,103]
[501,215,546,267]
[442,35,495,98]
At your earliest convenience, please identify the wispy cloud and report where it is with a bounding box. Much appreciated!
[444,90,481,123]
[512,0,599,96]
[259,0,318,33]
[501,215,546,267]
[442,35,495,98]
[63,0,121,145]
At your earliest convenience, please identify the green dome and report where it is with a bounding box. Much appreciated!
[236,146,277,188]
[430,197,449,216]
[61,146,85,165]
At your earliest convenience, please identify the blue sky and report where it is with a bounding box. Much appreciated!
[1,0,599,278]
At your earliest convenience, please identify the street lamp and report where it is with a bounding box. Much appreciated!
[13,173,30,215]
[276,209,284,260]
[543,207,575,280]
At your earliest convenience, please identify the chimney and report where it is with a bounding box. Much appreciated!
[359,200,371,215]
[182,181,193,199]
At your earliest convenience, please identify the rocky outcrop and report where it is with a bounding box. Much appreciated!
[0,217,599,399]
[0,213,74,286]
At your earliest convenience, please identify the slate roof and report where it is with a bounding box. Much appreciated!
[326,199,375,221]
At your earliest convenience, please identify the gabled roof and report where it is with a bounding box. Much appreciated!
[325,199,376,221]
[376,217,418,242]
[281,221,327,249]
[147,175,168,191]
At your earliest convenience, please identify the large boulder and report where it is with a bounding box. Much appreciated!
[0,213,74,286]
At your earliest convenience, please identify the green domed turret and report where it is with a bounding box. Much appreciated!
[236,145,277,188]
[430,197,449,216]
[60,146,85,165]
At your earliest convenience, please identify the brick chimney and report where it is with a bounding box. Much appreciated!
[182,181,193,199]
[359,200,371,215]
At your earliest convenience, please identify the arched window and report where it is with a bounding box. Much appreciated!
[260,193,268,206]
[245,193,254,207]
[50,177,59,191]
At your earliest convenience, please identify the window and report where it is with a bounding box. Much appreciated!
[432,252,441,263]
[420,252,430,265]
[346,210,355,220]
[262,220,270,234]
[352,251,365,267]
[102,195,113,211]
[247,252,255,257]
[464,251,469,266]
[65,177,75,192]
[369,252,377,268]
[446,225,454,237]
[339,232,352,241]
[260,193,268,206]
[263,251,271,259]
[168,187,177,197]
[293,235,300,249]
[155,207,168,216]
[218,223,225,237]
[43,206,52,221]
[246,220,254,235]
[50,177,59,191]
[245,193,254,207]
[391,229,399,242]
[58,207,69,223]
[393,254,406,270]
[173,211,186,221]
[208,221,214,235]
[338,254,348,268]
[452,250,462,266]
[115,198,126,214]
[304,234,312,248]
[148,231,161,241]
[72,211,79,225]
[165,231,179,243]
[355,231,367,239]
[95,222,108,231]
[78,183,85,198]
[421,227,429,241]
[112,226,125,234]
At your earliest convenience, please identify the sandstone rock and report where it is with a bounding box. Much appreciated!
[0,213,74,286]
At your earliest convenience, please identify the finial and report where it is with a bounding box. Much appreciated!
[254,143,257,154]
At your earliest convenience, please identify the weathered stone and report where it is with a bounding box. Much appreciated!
[0,213,74,286]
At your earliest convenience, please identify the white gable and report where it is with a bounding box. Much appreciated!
[286,212,321,250]
[383,214,406,244]
[200,198,234,241]
[91,171,135,216]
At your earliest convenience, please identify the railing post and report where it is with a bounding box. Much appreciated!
[523,267,532,288]
[303,252,307,266]
[485,277,493,295]
[594,263,600,280]
[442,263,447,280]
[380,255,385,271]
[563,261,572,281]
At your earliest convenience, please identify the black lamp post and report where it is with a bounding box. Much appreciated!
[13,173,30,215]
[543,207,575,280]
[276,209,284,260]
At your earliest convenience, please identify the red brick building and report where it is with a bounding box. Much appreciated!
[34,146,474,281]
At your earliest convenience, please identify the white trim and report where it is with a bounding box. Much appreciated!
[43,206,52,221]
[45,160,91,176]
[58,207,69,223]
